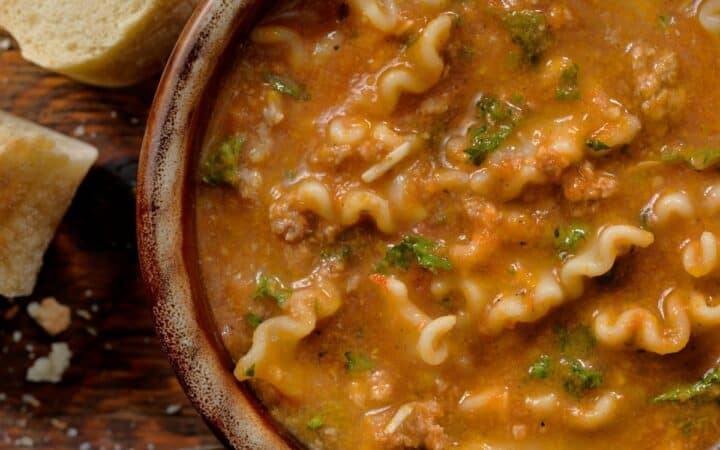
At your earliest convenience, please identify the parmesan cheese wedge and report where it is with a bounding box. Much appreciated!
[0,111,97,298]
[0,0,198,87]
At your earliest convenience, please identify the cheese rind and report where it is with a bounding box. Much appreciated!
[0,111,97,298]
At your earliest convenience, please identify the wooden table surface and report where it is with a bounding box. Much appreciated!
[0,33,222,450]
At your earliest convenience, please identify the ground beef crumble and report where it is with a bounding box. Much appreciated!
[561,161,618,202]
[630,43,686,126]
[376,401,449,450]
[269,200,313,242]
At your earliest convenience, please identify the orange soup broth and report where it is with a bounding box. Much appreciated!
[196,0,720,448]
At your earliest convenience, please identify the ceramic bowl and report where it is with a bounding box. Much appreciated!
[136,0,297,448]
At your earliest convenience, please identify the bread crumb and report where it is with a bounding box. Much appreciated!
[0,38,12,51]
[26,342,72,383]
[13,437,33,447]
[27,297,71,335]
[75,309,92,320]
[50,418,68,430]
[165,404,182,415]
[21,393,40,408]
[73,125,86,138]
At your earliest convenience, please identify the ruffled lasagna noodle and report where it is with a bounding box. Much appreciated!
[195,0,720,448]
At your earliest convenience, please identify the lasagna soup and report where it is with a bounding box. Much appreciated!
[195,0,720,448]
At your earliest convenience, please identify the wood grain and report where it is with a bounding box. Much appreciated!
[0,33,222,450]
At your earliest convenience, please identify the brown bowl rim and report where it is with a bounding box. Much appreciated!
[136,0,295,448]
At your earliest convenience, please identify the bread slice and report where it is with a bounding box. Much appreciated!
[0,0,198,87]
[0,111,97,298]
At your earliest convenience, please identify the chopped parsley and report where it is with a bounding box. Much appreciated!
[556,323,596,358]
[265,73,310,100]
[465,124,514,164]
[200,136,245,187]
[477,96,513,122]
[245,364,256,377]
[556,62,580,101]
[586,139,611,151]
[529,354,552,379]
[659,15,672,28]
[563,360,602,396]
[253,273,292,305]
[465,96,521,165]
[660,145,720,171]
[503,10,551,65]
[344,351,375,373]
[653,367,720,403]
[553,225,589,261]
[306,416,324,431]
[245,312,264,328]
[376,235,452,274]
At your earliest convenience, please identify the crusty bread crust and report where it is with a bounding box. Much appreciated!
[0,111,97,298]
[0,0,198,87]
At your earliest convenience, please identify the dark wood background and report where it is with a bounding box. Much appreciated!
[0,32,222,450]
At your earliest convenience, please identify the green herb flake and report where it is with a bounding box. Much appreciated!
[200,136,245,187]
[464,95,521,165]
[688,149,720,170]
[586,139,610,151]
[245,364,256,377]
[556,323,596,358]
[660,145,720,170]
[253,273,292,305]
[556,63,580,101]
[465,124,514,164]
[265,73,310,100]
[376,236,452,274]
[653,367,720,403]
[503,10,551,65]
[659,15,672,28]
[528,354,552,379]
[563,360,602,396]
[344,351,375,373]
[245,312,264,328]
[675,415,710,437]
[553,225,589,260]
[477,96,513,122]
[306,416,324,431]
